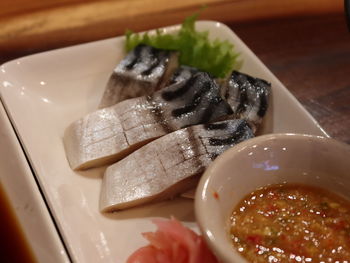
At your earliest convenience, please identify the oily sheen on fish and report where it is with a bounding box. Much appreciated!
[64,66,233,170]
[99,119,253,211]
[99,44,179,108]
[225,71,271,132]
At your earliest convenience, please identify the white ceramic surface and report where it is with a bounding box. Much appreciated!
[0,21,327,263]
[0,100,70,262]
[195,134,350,263]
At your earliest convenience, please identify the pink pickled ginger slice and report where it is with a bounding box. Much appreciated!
[127,218,219,263]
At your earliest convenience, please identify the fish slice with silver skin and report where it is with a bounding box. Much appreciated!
[181,71,271,199]
[99,44,179,108]
[100,119,253,212]
[224,71,271,133]
[64,66,233,170]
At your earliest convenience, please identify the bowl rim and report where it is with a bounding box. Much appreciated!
[194,133,350,263]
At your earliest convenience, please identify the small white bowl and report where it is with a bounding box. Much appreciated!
[195,133,350,263]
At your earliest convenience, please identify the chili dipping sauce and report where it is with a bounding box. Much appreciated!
[230,183,350,263]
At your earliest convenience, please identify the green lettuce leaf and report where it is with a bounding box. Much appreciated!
[125,13,241,78]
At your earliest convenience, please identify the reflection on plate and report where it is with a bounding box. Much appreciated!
[0,21,327,262]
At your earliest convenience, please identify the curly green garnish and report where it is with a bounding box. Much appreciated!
[125,13,240,78]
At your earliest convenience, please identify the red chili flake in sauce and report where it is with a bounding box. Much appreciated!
[213,191,219,200]
[229,183,350,262]
[246,234,262,245]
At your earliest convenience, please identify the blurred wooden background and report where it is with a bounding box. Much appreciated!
[0,0,349,143]
[0,0,344,54]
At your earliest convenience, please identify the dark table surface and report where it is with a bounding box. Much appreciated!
[231,14,350,144]
[1,14,349,143]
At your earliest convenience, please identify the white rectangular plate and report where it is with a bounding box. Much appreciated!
[0,21,327,263]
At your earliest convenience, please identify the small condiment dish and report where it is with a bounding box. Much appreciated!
[195,133,350,263]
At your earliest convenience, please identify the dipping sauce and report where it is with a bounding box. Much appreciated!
[230,184,350,263]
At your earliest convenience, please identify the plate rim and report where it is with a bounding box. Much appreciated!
[0,99,70,263]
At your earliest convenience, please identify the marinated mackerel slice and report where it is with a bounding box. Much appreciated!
[99,44,179,108]
[64,66,233,170]
[224,71,271,132]
[100,119,254,212]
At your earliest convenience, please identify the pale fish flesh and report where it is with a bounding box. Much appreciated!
[99,44,179,108]
[224,71,271,132]
[64,66,233,170]
[99,119,253,211]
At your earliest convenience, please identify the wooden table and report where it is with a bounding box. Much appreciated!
[231,14,350,144]
[1,4,349,144]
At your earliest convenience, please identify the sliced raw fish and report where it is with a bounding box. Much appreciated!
[99,44,179,108]
[64,66,233,170]
[224,71,271,132]
[99,119,253,211]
